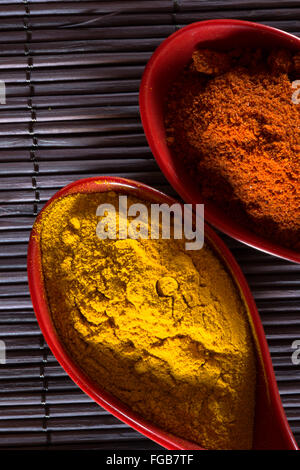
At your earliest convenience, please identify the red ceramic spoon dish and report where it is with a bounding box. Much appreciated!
[28,177,298,450]
[139,19,300,264]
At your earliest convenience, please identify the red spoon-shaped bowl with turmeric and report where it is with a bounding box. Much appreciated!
[28,176,298,450]
[139,19,300,263]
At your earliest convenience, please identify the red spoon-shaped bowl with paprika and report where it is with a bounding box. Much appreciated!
[28,176,298,450]
[139,19,300,263]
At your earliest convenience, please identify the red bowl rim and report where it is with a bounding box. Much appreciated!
[139,19,300,264]
[27,176,298,450]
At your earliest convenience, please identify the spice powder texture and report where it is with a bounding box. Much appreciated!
[40,191,256,450]
[165,48,300,250]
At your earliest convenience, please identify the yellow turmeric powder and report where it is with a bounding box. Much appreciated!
[39,191,256,450]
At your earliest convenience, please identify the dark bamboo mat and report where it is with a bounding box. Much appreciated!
[0,0,299,450]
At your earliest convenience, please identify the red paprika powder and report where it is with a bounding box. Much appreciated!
[164,48,300,251]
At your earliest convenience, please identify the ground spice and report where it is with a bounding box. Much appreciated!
[164,48,300,250]
[40,191,256,450]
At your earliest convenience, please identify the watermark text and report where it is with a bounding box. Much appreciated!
[96,196,204,250]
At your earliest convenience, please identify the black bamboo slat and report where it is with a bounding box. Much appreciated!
[0,0,299,451]
[0,26,176,44]
[0,147,153,163]
[0,39,164,58]
[0,11,299,32]
[5,80,142,98]
[0,15,176,31]
[0,53,151,70]
[179,1,300,8]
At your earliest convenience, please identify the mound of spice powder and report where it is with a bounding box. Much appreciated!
[164,48,300,250]
[40,191,256,450]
